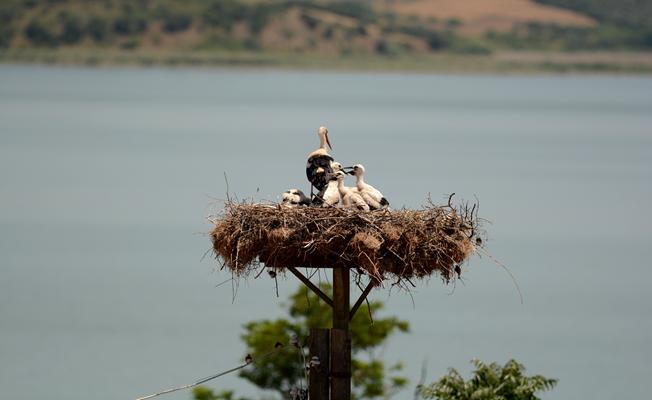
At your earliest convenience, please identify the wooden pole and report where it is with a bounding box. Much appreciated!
[331,267,351,399]
[332,267,349,330]
[309,328,330,400]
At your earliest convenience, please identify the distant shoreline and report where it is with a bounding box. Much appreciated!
[2,48,652,75]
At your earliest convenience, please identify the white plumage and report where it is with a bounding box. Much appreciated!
[350,164,389,210]
[320,174,341,207]
[281,188,311,207]
[335,171,369,211]
[331,161,359,193]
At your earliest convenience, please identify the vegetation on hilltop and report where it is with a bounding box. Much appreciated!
[2,0,651,56]
[0,0,461,55]
[499,0,652,50]
[1,0,652,72]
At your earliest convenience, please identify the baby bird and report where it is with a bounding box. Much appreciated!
[316,172,341,207]
[350,164,389,210]
[331,161,345,172]
[335,171,369,211]
[281,189,311,207]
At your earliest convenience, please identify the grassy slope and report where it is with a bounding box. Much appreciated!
[535,0,652,28]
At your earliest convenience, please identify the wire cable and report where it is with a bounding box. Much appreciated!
[135,344,286,400]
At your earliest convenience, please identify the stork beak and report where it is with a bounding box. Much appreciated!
[347,170,355,175]
[325,132,332,150]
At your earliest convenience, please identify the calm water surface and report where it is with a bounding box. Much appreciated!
[1,65,651,400]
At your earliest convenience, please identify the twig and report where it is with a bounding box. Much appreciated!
[414,358,428,400]
[476,247,524,304]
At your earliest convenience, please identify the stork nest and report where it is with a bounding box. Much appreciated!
[209,196,482,285]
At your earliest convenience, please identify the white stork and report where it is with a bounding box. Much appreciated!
[317,173,341,207]
[306,126,334,198]
[281,188,311,207]
[350,164,389,210]
[335,171,369,211]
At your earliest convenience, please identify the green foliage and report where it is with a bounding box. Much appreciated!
[532,0,652,49]
[303,1,375,23]
[59,13,84,44]
[300,11,319,30]
[535,0,652,29]
[192,387,246,400]
[6,0,652,55]
[237,283,409,399]
[247,4,273,35]
[162,13,192,33]
[0,27,14,48]
[489,21,648,50]
[87,16,110,43]
[24,20,58,47]
[419,359,557,400]
[113,13,147,35]
[383,24,452,51]
[203,0,248,31]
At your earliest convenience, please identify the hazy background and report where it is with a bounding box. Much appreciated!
[1,64,651,400]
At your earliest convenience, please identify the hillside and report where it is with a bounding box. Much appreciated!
[1,0,651,71]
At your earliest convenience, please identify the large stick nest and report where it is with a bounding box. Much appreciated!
[210,196,481,285]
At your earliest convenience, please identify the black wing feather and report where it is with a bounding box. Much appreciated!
[306,154,334,191]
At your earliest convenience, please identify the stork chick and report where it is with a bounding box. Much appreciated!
[281,189,311,207]
[313,172,341,207]
[350,164,389,210]
[331,161,357,192]
[335,171,369,211]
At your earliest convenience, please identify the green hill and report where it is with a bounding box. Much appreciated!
[1,0,651,72]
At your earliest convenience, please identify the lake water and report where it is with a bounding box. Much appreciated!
[1,65,650,400]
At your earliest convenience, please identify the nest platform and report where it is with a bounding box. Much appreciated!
[210,197,480,284]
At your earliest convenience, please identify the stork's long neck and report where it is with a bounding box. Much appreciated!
[319,133,327,150]
[356,174,365,187]
[336,179,346,194]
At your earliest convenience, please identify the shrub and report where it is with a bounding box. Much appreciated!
[426,31,448,50]
[59,14,84,44]
[113,14,147,35]
[419,359,557,400]
[375,39,388,54]
[24,20,58,47]
[248,5,272,35]
[203,0,248,31]
[300,11,319,30]
[162,13,192,33]
[120,37,140,50]
[87,16,109,42]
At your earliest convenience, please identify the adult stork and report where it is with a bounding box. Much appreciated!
[335,171,369,211]
[350,164,389,210]
[306,126,334,198]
